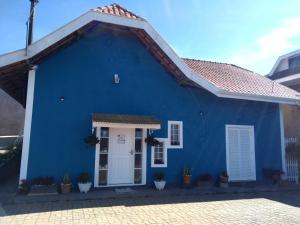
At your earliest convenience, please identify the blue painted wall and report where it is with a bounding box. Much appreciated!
[27,24,282,185]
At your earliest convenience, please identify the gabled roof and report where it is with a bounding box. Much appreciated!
[0,4,299,105]
[269,49,300,76]
[184,58,300,100]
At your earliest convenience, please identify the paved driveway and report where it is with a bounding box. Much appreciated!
[1,192,300,225]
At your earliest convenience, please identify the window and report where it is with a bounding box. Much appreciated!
[99,127,109,185]
[134,128,143,184]
[151,139,167,167]
[289,55,300,69]
[168,121,183,148]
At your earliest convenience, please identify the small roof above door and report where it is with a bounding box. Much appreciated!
[92,113,161,129]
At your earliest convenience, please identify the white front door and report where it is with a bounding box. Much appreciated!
[108,128,134,185]
[226,125,256,181]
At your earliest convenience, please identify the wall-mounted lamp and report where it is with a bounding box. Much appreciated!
[59,96,65,102]
[113,74,120,84]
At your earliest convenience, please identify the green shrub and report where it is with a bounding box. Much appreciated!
[183,167,192,176]
[154,172,165,181]
[0,143,22,167]
[79,172,90,183]
[62,173,72,184]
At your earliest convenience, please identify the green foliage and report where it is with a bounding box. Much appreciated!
[154,172,165,181]
[286,143,300,159]
[18,179,28,189]
[79,172,90,183]
[219,171,229,183]
[18,179,29,194]
[62,173,71,184]
[145,136,161,146]
[84,135,99,146]
[183,167,192,176]
[0,143,22,167]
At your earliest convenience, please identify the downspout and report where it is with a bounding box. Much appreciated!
[279,104,287,174]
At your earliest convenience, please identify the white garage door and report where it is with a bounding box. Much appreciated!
[226,125,256,181]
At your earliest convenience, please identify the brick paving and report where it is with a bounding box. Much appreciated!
[1,192,300,225]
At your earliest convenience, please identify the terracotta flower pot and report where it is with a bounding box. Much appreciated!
[183,175,192,185]
[61,183,72,194]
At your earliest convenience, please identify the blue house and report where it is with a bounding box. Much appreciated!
[0,4,299,187]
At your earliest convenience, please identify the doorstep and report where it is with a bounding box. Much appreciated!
[3,184,300,205]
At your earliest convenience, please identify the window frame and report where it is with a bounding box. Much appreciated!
[168,121,183,148]
[134,128,143,184]
[151,138,167,168]
[288,55,300,69]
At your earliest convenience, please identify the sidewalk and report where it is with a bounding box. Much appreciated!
[2,184,300,205]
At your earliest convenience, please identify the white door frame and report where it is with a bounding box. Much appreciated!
[225,124,256,181]
[94,127,147,187]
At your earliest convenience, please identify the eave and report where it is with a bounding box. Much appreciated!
[0,10,299,106]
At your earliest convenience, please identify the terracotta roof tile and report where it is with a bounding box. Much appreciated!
[183,58,300,100]
[92,3,143,20]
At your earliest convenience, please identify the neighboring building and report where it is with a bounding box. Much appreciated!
[0,89,24,136]
[269,50,300,144]
[0,4,299,187]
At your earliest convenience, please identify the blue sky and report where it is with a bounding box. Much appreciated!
[1,0,300,75]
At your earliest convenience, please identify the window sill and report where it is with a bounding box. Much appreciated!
[168,144,183,149]
[151,164,167,168]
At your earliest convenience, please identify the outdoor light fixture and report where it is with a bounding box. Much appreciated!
[59,96,65,102]
[113,74,120,84]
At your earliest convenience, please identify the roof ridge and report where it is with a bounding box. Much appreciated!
[182,57,228,65]
[182,57,255,73]
[92,3,142,20]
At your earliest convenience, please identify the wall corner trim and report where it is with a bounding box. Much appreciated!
[279,104,287,173]
[19,68,36,182]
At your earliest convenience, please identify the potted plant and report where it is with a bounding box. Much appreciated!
[219,171,229,188]
[18,179,29,195]
[263,168,283,185]
[145,136,161,146]
[78,172,92,193]
[84,134,99,146]
[61,173,72,194]
[43,176,54,185]
[154,172,166,190]
[196,174,213,188]
[29,176,58,195]
[183,167,192,185]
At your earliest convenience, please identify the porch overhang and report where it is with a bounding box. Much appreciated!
[92,113,161,129]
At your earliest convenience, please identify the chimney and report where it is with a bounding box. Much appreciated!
[27,0,39,46]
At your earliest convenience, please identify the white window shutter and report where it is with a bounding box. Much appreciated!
[226,125,256,181]
[239,129,254,180]
[227,128,240,180]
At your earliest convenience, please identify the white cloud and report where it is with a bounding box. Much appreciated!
[226,18,300,74]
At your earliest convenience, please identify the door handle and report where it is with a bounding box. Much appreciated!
[129,150,134,155]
